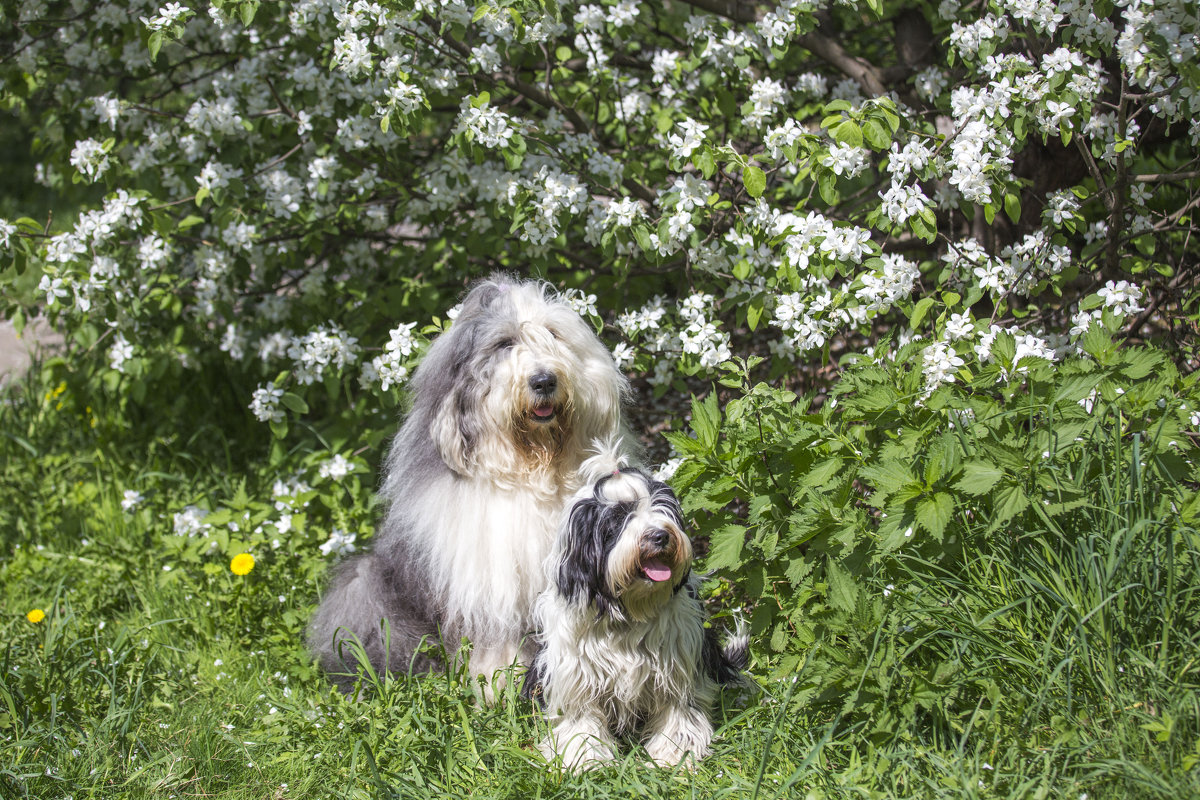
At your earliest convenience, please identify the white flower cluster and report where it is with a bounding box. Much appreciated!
[10,0,1191,435]
[140,2,190,32]
[678,293,732,370]
[667,118,708,161]
[1097,280,1145,316]
[250,382,285,424]
[922,341,966,395]
[362,322,420,391]
[288,324,360,386]
[318,454,352,481]
[455,99,517,149]
[319,528,357,557]
[69,139,111,182]
[173,504,211,538]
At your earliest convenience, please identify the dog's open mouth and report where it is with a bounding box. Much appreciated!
[530,403,557,423]
[641,558,673,582]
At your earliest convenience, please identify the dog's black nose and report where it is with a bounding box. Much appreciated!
[529,371,558,395]
[648,529,670,549]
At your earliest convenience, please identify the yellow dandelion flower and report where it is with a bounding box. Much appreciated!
[230,553,255,576]
[27,608,46,624]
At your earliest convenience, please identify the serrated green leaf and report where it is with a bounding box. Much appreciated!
[1120,348,1163,380]
[992,483,1030,527]
[1053,371,1102,404]
[915,492,953,540]
[799,457,842,489]
[955,462,1004,495]
[690,392,720,452]
[704,524,746,571]
[825,560,858,613]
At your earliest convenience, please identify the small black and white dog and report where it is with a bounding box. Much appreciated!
[523,452,748,769]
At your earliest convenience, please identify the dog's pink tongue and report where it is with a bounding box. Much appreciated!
[533,404,555,418]
[642,559,673,582]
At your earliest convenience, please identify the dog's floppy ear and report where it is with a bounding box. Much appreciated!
[422,315,485,475]
[556,494,623,619]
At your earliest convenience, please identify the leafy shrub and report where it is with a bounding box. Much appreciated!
[673,319,1200,751]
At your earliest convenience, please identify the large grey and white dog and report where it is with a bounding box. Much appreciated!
[523,447,748,769]
[308,275,632,696]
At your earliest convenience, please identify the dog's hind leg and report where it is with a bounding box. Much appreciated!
[308,554,436,688]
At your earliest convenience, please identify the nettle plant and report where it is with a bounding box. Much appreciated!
[1,1,1198,611]
[671,324,1200,729]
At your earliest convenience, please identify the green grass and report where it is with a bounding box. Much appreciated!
[2,363,1198,799]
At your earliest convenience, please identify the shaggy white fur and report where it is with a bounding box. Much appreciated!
[525,460,748,769]
[308,276,633,699]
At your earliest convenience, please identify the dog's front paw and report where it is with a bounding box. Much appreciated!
[643,735,699,770]
[541,724,616,771]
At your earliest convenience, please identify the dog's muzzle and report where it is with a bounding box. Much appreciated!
[528,371,560,423]
[640,528,675,582]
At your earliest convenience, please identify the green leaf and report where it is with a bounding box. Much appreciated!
[915,492,953,540]
[992,483,1030,527]
[631,223,654,254]
[280,392,309,414]
[832,120,863,148]
[862,119,890,150]
[799,458,843,489]
[954,462,1004,495]
[1004,192,1022,224]
[909,296,935,331]
[825,561,858,613]
[742,165,766,198]
[690,392,720,452]
[859,461,915,495]
[818,170,839,204]
[1120,348,1163,380]
[1053,371,1102,404]
[747,299,764,330]
[148,31,164,61]
[704,524,746,572]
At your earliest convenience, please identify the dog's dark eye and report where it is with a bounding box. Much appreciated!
[495,338,514,351]
[547,328,561,341]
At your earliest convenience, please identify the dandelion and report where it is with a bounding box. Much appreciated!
[230,553,255,576]
[27,608,46,624]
